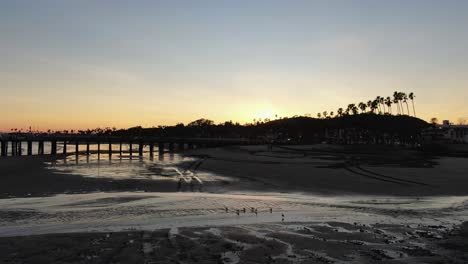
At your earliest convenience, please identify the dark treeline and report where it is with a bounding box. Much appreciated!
[109,114,429,145]
[3,114,429,145]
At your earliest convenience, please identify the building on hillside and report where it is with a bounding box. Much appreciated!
[423,121,468,143]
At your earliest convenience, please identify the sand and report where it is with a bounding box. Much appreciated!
[1,145,468,263]
[0,155,182,198]
[1,221,467,263]
[2,145,468,198]
[185,145,468,196]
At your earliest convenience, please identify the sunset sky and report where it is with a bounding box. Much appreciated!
[1,0,468,131]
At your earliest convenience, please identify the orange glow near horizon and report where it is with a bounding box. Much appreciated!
[1,2,468,132]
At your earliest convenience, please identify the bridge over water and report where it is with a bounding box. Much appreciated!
[0,135,264,157]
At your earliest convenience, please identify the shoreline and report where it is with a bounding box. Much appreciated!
[2,144,468,199]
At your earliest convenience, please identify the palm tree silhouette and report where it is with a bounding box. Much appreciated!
[375,96,382,113]
[337,108,344,117]
[379,96,386,114]
[358,102,367,113]
[393,91,401,115]
[409,92,416,117]
[402,93,410,116]
[317,113,321,119]
[367,100,373,113]
[385,97,392,115]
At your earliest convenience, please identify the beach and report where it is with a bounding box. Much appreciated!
[1,145,468,263]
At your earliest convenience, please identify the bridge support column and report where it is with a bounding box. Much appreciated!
[138,142,143,156]
[149,143,154,158]
[119,142,122,156]
[108,143,112,157]
[75,142,79,155]
[169,143,174,152]
[51,141,57,155]
[0,141,4,156]
[18,140,23,156]
[86,143,90,156]
[27,141,32,156]
[97,142,101,156]
[63,142,67,155]
[129,143,133,157]
[11,141,16,156]
[38,141,44,155]
[158,142,164,154]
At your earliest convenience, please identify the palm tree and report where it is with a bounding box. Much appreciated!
[347,104,354,115]
[385,97,392,114]
[317,113,321,119]
[351,105,359,115]
[409,92,416,117]
[371,99,379,114]
[358,102,367,113]
[379,96,386,113]
[330,111,334,118]
[337,108,344,117]
[393,91,401,115]
[323,111,328,119]
[398,92,406,115]
[367,100,373,113]
[375,96,382,113]
[402,93,410,115]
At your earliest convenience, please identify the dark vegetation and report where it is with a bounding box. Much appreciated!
[109,114,429,144]
[5,114,429,145]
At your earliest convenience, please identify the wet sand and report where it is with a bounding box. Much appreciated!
[186,145,468,196]
[1,221,467,263]
[1,145,468,263]
[2,145,468,198]
[0,155,185,198]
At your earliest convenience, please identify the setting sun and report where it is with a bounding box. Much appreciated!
[253,108,277,122]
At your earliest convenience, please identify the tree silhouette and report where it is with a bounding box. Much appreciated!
[409,92,416,117]
[385,97,392,114]
[402,93,410,116]
[358,102,367,113]
[337,108,344,117]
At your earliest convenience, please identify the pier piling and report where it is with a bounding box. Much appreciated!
[158,142,164,154]
[169,143,174,152]
[149,143,154,157]
[51,141,57,155]
[38,141,44,155]
[27,141,32,156]
[138,142,143,156]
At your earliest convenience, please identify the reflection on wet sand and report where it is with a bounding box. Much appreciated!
[46,152,220,193]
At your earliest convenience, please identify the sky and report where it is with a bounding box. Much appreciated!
[1,0,468,131]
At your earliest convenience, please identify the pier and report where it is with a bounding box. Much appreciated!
[0,135,263,157]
